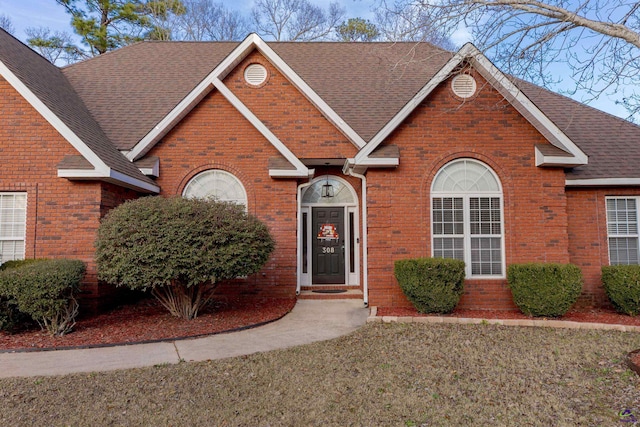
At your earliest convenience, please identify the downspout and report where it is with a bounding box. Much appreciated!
[346,167,368,308]
[296,178,313,296]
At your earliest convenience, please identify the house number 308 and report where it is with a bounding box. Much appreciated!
[322,247,335,254]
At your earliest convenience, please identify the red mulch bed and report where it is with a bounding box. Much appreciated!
[0,296,296,352]
[377,306,640,326]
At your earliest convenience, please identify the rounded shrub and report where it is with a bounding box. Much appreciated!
[601,265,640,316]
[507,263,583,317]
[96,196,275,320]
[0,259,85,336]
[394,257,465,314]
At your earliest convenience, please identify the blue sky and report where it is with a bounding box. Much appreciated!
[0,0,632,120]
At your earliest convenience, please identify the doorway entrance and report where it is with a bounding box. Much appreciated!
[312,207,345,284]
[299,176,359,287]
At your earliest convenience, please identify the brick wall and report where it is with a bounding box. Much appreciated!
[566,187,640,308]
[0,77,109,312]
[365,69,570,310]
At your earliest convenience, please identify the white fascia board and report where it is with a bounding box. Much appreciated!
[566,178,640,187]
[213,78,309,177]
[354,47,469,163]
[0,61,110,175]
[470,49,588,165]
[355,157,399,167]
[58,168,160,193]
[253,37,367,149]
[269,169,311,178]
[58,169,103,178]
[109,170,160,193]
[534,146,584,167]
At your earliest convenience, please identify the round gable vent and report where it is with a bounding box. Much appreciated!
[244,64,268,86]
[451,74,477,98]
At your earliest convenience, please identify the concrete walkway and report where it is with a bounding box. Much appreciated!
[0,299,369,378]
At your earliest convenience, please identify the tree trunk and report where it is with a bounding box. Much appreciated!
[151,282,215,320]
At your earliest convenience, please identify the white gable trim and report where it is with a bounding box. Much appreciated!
[212,78,310,177]
[127,33,365,163]
[354,43,588,167]
[0,61,109,175]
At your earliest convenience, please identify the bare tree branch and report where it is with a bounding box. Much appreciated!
[252,0,345,41]
[389,0,640,119]
[0,14,15,35]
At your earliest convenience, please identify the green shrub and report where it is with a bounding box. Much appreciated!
[507,263,583,317]
[601,265,640,316]
[0,259,85,336]
[0,298,31,332]
[394,258,465,314]
[96,196,275,320]
[0,258,42,271]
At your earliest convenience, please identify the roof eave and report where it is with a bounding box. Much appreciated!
[566,178,640,187]
[535,146,586,167]
[58,168,160,193]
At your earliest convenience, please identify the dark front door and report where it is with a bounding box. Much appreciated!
[312,207,345,284]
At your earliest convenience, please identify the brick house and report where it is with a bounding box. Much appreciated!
[1,29,639,312]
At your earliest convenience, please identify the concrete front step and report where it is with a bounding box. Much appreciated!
[298,289,363,300]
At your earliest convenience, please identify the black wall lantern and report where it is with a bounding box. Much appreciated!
[321,176,334,198]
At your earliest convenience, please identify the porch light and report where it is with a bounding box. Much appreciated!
[321,176,334,198]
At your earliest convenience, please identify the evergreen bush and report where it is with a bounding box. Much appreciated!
[507,263,583,317]
[394,257,465,314]
[601,265,640,316]
[0,259,85,336]
[96,196,275,320]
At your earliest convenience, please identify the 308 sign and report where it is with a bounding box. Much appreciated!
[321,247,336,254]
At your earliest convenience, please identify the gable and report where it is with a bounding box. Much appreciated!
[0,29,158,193]
[147,88,295,192]
[222,50,358,161]
[352,44,588,173]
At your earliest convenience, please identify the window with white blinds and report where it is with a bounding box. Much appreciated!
[0,193,26,263]
[606,197,640,265]
[431,159,504,278]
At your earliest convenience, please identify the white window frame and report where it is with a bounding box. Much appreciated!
[431,159,505,279]
[182,169,247,207]
[0,192,27,264]
[605,196,640,265]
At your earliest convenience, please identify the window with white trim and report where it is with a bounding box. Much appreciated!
[182,170,247,207]
[606,197,640,265]
[431,159,504,277]
[0,193,26,263]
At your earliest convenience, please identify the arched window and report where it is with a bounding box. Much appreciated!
[302,176,357,205]
[431,159,504,277]
[183,169,247,206]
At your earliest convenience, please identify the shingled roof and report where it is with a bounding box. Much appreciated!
[4,30,640,185]
[0,29,157,192]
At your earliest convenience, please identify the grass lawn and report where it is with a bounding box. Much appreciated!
[1,322,640,426]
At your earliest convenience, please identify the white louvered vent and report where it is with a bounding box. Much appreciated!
[244,64,268,86]
[451,74,477,98]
